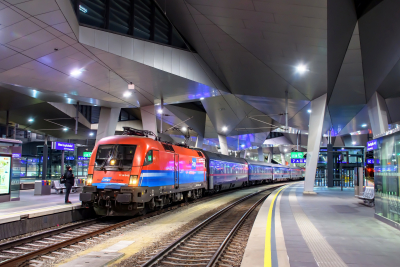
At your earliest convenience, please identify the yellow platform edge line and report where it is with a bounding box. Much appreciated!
[264,185,288,267]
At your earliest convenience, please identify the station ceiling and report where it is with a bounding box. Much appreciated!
[0,0,399,143]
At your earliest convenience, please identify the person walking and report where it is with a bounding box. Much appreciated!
[64,165,74,204]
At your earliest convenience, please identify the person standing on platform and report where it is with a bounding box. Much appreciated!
[64,165,74,204]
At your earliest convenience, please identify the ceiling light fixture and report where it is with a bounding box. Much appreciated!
[247,153,250,156]
[70,69,83,77]
[362,124,367,127]
[158,109,163,114]
[222,126,228,132]
[182,127,187,132]
[28,118,34,122]
[284,149,287,152]
[200,97,204,100]
[123,91,132,98]
[352,141,356,145]
[89,133,94,136]
[295,64,309,74]
[307,109,311,113]
[63,128,68,131]
[128,82,135,90]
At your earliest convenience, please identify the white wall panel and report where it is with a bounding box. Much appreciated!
[133,39,144,63]
[162,46,172,73]
[179,50,188,78]
[94,30,108,52]
[154,44,164,70]
[171,48,180,76]
[144,42,155,67]
[108,33,122,56]
[121,36,133,60]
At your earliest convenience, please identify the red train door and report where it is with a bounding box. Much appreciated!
[174,154,179,189]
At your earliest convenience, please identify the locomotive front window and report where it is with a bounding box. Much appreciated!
[95,144,137,170]
[143,150,153,166]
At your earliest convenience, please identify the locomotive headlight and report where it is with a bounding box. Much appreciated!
[129,175,138,186]
[87,174,93,186]
[110,159,116,165]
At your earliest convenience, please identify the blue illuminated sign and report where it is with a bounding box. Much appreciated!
[66,156,75,160]
[52,142,75,151]
[12,153,21,158]
[366,140,378,151]
[366,159,374,164]
[291,158,306,163]
[79,5,87,13]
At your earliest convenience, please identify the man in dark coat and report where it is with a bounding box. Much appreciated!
[64,165,74,204]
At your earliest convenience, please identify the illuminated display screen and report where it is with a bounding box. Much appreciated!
[291,158,306,163]
[0,157,11,195]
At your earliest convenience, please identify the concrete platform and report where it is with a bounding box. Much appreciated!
[0,190,95,240]
[242,182,400,267]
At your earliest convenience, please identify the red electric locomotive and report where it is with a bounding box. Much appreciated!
[80,128,206,216]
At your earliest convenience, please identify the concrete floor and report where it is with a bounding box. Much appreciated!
[0,189,80,216]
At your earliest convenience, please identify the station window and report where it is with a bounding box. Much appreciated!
[71,0,192,51]
[143,150,153,166]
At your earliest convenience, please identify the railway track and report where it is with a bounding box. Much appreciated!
[0,183,286,267]
[140,185,283,267]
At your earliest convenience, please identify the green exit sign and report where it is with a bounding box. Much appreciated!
[83,152,92,158]
[291,152,304,159]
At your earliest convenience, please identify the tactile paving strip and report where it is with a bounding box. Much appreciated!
[289,188,348,267]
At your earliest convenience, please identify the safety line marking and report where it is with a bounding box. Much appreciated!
[264,185,288,267]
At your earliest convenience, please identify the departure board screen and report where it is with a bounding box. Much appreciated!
[0,156,11,195]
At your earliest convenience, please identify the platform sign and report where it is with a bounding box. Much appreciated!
[52,142,75,151]
[0,156,11,195]
[366,159,374,164]
[291,158,306,164]
[366,140,378,151]
[83,152,92,158]
[291,152,304,159]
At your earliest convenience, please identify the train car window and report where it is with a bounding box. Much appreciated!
[197,151,203,157]
[143,150,153,166]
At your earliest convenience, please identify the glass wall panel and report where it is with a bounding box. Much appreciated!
[134,0,152,40]
[79,0,107,28]
[154,7,169,44]
[109,0,131,34]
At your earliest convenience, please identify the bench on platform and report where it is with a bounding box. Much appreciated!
[359,186,374,207]
[71,180,80,193]
[52,180,66,194]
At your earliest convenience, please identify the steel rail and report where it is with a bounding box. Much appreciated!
[140,185,283,267]
[207,192,271,267]
[0,184,274,267]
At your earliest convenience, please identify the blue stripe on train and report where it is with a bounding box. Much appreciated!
[92,183,128,189]
[140,170,204,187]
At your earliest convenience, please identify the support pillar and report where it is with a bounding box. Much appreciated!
[281,153,286,165]
[240,150,246,158]
[367,92,389,136]
[195,135,204,148]
[42,135,48,181]
[304,94,327,194]
[327,144,333,187]
[140,105,158,136]
[258,147,264,162]
[96,107,121,143]
[268,153,272,163]
[218,134,228,155]
[5,110,9,138]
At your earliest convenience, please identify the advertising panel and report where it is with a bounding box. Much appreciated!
[0,156,11,195]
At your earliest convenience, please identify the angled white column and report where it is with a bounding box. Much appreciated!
[140,105,158,136]
[268,153,272,163]
[96,107,121,143]
[304,94,327,194]
[258,147,264,161]
[367,92,389,136]
[281,153,286,165]
[218,134,228,155]
[195,135,204,148]
[240,150,246,158]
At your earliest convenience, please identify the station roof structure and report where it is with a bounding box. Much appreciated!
[0,0,398,148]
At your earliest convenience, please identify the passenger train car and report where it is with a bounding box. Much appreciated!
[80,128,304,216]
